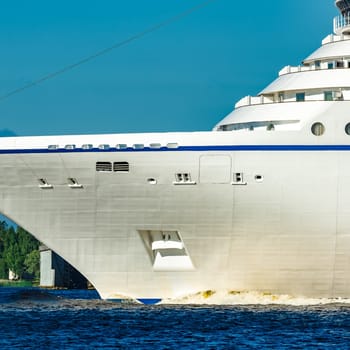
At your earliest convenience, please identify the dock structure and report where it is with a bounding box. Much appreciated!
[39,245,88,289]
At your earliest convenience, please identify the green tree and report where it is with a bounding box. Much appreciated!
[1,225,40,279]
[0,221,8,278]
[3,226,22,278]
[24,250,40,279]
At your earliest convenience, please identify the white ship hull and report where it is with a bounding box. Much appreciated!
[3,1,350,302]
[1,100,350,301]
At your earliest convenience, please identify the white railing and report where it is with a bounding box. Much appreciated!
[321,34,346,45]
[278,65,311,76]
[235,95,274,108]
[334,14,350,33]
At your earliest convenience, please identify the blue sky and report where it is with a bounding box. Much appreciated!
[0,0,337,136]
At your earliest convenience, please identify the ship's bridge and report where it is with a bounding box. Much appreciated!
[214,1,350,132]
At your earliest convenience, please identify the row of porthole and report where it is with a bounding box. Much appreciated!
[311,122,350,136]
[48,142,179,150]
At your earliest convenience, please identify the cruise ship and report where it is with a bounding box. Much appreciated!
[2,1,350,303]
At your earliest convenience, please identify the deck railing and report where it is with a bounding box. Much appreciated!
[334,14,350,34]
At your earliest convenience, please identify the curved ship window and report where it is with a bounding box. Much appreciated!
[116,144,127,149]
[96,162,112,172]
[345,123,350,135]
[65,144,76,150]
[149,143,162,149]
[82,144,93,150]
[167,143,179,149]
[99,144,110,150]
[48,145,59,150]
[133,144,144,150]
[311,122,325,136]
[218,120,299,132]
[113,162,129,172]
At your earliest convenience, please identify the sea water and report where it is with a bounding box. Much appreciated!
[0,287,350,349]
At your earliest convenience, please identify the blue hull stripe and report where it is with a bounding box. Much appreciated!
[2,145,350,154]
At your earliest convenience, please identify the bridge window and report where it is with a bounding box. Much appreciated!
[296,93,305,102]
[324,91,333,101]
[328,62,334,69]
[217,120,299,132]
[336,61,344,68]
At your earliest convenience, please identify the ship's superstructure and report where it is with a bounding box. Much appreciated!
[2,2,350,302]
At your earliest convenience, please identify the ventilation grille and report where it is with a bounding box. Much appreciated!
[96,162,112,172]
[113,162,129,172]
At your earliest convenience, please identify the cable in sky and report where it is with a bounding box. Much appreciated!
[0,0,218,103]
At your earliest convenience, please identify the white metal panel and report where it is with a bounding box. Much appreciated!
[304,39,350,63]
[260,69,350,95]
[199,155,232,184]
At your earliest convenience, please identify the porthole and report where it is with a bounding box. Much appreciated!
[345,123,350,135]
[311,122,325,136]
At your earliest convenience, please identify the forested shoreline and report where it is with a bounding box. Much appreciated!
[0,222,40,280]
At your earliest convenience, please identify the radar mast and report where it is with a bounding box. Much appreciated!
[334,0,350,34]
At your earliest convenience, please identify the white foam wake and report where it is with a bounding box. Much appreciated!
[160,290,350,306]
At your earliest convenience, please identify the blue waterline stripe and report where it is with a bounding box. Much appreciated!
[2,145,350,154]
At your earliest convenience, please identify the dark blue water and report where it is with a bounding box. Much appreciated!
[1,288,350,349]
